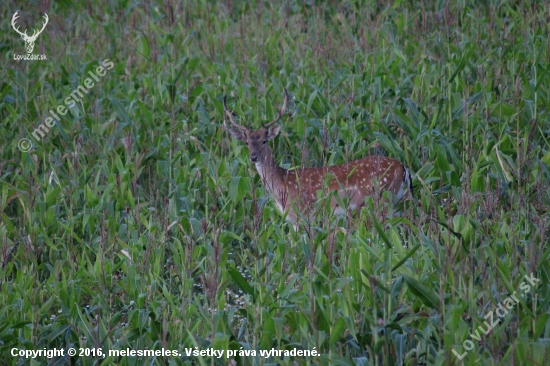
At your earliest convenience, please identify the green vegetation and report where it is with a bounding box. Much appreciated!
[1,0,549,365]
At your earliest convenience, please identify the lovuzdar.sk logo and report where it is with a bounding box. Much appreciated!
[11,10,48,61]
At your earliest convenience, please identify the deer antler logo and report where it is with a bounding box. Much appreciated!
[11,11,49,54]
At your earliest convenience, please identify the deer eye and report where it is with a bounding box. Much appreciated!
[262,140,267,144]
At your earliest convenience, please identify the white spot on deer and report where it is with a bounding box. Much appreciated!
[274,201,284,213]
[255,163,263,177]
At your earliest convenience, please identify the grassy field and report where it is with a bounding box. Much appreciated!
[1,0,550,365]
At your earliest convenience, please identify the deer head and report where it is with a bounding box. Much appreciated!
[223,89,289,165]
[12,11,49,54]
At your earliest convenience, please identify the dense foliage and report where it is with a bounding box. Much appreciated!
[1,0,549,365]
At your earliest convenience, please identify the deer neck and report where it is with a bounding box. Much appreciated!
[255,146,286,195]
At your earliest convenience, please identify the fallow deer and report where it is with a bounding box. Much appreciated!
[223,89,413,229]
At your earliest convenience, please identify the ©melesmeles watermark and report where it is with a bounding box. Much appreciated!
[18,59,114,152]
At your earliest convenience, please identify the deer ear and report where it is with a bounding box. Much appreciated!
[228,126,247,142]
[267,124,281,140]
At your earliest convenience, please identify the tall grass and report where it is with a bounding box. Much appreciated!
[1,0,549,365]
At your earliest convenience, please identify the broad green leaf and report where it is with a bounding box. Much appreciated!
[228,266,254,298]
[403,275,440,310]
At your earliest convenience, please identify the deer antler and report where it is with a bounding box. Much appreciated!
[223,95,248,131]
[30,13,49,39]
[264,88,290,128]
[11,11,27,38]
[11,12,48,40]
